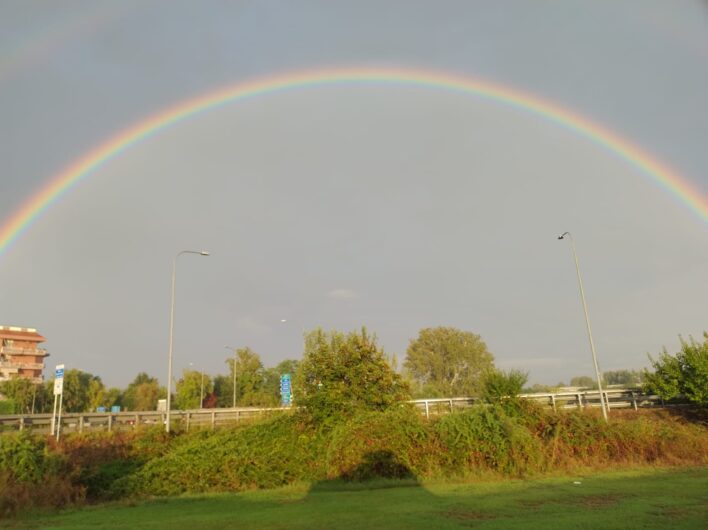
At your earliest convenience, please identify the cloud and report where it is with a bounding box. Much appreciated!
[327,288,359,300]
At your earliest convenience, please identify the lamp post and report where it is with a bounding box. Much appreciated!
[557,232,609,421]
[225,346,238,408]
[166,249,209,433]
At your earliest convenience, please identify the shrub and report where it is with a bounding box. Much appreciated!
[481,369,528,404]
[127,413,325,496]
[434,404,542,476]
[296,328,410,424]
[644,333,708,406]
[325,406,437,480]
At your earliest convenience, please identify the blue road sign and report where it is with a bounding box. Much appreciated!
[280,374,292,406]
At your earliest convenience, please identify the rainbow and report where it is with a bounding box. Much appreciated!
[1,67,706,258]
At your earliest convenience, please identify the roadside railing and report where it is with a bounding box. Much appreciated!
[0,389,663,434]
[409,389,662,419]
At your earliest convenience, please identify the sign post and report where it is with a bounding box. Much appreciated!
[51,364,64,441]
[280,374,292,407]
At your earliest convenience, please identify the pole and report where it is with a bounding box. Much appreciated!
[56,391,63,442]
[200,370,204,409]
[51,394,58,435]
[166,255,178,433]
[166,250,209,433]
[232,351,237,408]
[561,232,609,421]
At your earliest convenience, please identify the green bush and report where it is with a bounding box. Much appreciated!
[481,369,528,404]
[434,404,542,476]
[644,333,708,406]
[127,413,325,496]
[325,406,436,480]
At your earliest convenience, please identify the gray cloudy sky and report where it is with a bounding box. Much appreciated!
[1,0,707,388]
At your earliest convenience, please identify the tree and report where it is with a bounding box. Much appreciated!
[175,369,213,410]
[643,333,708,406]
[603,370,643,386]
[46,369,105,412]
[225,347,270,406]
[212,374,234,408]
[121,373,163,411]
[296,328,409,422]
[569,376,596,388]
[481,369,528,403]
[0,378,43,414]
[404,327,495,397]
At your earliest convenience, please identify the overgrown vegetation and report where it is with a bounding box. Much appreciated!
[2,327,708,518]
[644,333,708,407]
[2,405,706,517]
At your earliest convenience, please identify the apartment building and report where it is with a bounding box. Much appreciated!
[0,326,49,384]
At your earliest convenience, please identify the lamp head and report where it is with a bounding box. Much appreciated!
[558,232,570,240]
[199,251,210,256]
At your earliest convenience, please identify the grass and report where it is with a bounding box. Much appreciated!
[5,467,708,529]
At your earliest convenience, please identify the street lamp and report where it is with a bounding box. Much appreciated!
[166,249,209,433]
[557,232,609,421]
[225,345,238,408]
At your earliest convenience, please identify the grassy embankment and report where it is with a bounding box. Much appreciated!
[7,467,708,529]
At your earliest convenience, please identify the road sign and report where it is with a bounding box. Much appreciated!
[53,364,65,396]
[280,374,292,406]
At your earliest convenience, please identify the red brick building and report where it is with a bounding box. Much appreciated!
[0,326,49,384]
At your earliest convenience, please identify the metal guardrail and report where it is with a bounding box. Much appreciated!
[0,407,290,435]
[0,389,662,434]
[409,389,662,419]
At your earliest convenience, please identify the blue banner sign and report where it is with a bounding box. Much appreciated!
[280,374,292,406]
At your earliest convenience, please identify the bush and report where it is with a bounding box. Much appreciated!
[0,432,81,516]
[296,328,410,424]
[325,406,436,480]
[481,369,528,404]
[644,333,708,406]
[434,405,542,476]
[127,413,325,496]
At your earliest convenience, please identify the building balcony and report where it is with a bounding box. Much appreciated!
[0,346,48,357]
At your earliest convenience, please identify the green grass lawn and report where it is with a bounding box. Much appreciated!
[7,467,708,529]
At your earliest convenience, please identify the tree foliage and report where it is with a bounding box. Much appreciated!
[569,376,596,389]
[225,347,272,406]
[45,369,106,412]
[603,370,643,386]
[643,333,708,406]
[296,328,409,423]
[404,327,494,397]
[121,373,163,411]
[481,369,528,403]
[175,369,212,410]
[0,379,46,414]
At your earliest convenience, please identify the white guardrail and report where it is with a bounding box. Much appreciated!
[0,389,662,434]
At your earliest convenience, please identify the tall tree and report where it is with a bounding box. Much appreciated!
[296,328,409,422]
[0,378,45,414]
[47,369,105,412]
[569,376,596,388]
[226,347,269,406]
[603,370,643,386]
[175,369,212,410]
[404,327,494,397]
[122,373,163,411]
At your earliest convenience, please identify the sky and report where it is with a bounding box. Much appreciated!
[0,0,707,389]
